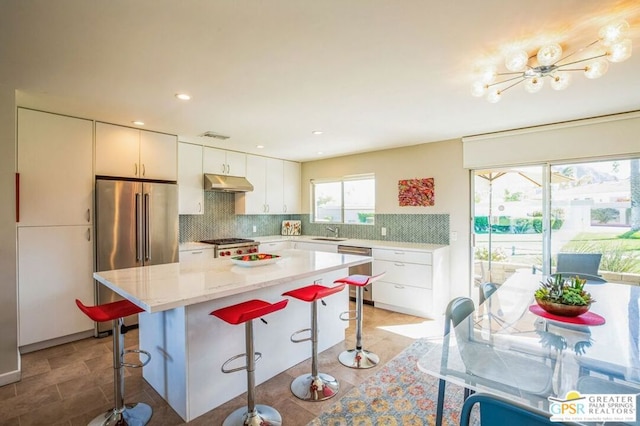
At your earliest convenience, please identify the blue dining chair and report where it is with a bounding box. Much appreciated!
[460,392,582,426]
[553,253,606,283]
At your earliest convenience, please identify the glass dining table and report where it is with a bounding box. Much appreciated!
[417,269,640,425]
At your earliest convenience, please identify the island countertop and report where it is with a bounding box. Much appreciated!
[93,248,370,313]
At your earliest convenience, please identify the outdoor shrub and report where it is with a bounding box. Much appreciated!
[591,208,620,224]
[474,216,489,233]
[532,218,543,233]
[513,218,532,234]
[551,219,564,230]
[475,247,508,262]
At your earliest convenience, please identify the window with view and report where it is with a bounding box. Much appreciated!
[312,175,375,224]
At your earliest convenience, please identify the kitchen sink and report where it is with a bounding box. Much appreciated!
[311,237,348,241]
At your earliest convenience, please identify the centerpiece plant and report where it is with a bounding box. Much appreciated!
[534,274,594,316]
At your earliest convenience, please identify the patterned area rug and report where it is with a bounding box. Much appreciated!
[307,339,466,426]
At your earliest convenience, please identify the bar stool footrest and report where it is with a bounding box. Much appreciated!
[339,310,358,321]
[222,404,282,426]
[290,373,339,402]
[290,327,312,343]
[221,352,262,374]
[339,348,379,369]
[122,349,151,368]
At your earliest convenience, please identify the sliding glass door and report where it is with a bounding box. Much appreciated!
[473,166,546,284]
[473,157,640,287]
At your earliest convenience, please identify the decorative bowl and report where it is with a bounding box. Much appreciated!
[535,298,591,317]
[230,253,281,267]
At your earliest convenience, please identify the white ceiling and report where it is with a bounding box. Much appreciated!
[2,0,639,162]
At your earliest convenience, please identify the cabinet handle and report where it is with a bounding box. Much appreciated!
[198,202,202,213]
[394,251,405,255]
[283,204,287,213]
[394,262,405,267]
[86,208,91,223]
[221,164,226,174]
[394,284,405,289]
[225,164,230,174]
[135,163,138,176]
[142,164,146,176]
[191,251,203,255]
[15,172,19,222]
[87,228,91,241]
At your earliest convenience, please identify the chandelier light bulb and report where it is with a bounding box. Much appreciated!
[471,81,488,97]
[505,50,529,72]
[550,73,571,90]
[599,20,629,45]
[486,88,502,103]
[524,76,544,93]
[608,39,632,63]
[537,43,563,66]
[477,65,497,84]
[584,60,609,79]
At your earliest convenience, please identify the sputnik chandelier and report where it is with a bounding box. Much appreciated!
[472,20,632,103]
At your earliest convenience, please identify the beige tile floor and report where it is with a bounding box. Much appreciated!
[0,303,443,425]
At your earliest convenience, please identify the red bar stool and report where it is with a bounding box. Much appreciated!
[75,299,152,426]
[335,273,385,369]
[282,283,346,401]
[211,298,288,426]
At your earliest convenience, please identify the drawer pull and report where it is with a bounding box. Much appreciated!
[394,262,405,266]
[394,285,405,289]
[191,251,203,254]
[394,251,405,255]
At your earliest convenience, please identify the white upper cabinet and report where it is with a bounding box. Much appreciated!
[265,157,284,214]
[95,122,177,181]
[178,142,204,215]
[17,108,93,226]
[203,147,246,177]
[283,160,301,214]
[236,155,285,214]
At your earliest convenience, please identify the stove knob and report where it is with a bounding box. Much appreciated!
[220,252,226,257]
[236,249,243,254]
[226,251,231,256]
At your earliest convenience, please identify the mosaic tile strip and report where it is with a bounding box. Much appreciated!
[179,193,449,245]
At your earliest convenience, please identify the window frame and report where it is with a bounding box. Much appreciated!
[311,174,375,225]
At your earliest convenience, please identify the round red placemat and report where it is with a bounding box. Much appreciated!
[529,304,606,326]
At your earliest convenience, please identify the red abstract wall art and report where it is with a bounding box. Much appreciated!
[398,178,435,207]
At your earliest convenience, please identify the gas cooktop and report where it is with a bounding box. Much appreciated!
[200,238,255,245]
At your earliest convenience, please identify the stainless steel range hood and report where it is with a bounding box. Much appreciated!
[204,174,254,192]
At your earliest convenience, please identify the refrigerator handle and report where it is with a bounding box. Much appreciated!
[135,193,142,261]
[144,193,151,261]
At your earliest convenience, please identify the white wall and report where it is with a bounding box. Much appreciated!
[301,139,471,299]
[0,86,19,385]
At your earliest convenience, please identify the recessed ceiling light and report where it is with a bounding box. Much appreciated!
[312,130,323,135]
[317,151,323,155]
[132,121,145,126]
[175,93,191,101]
[256,145,264,149]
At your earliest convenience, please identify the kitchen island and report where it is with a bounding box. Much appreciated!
[93,249,370,422]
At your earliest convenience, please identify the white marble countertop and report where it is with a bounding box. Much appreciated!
[94,249,370,313]
[252,235,448,252]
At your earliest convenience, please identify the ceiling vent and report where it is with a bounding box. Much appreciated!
[200,131,230,140]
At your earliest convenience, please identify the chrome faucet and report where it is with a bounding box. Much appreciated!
[325,226,339,238]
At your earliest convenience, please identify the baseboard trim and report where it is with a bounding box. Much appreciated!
[19,329,94,354]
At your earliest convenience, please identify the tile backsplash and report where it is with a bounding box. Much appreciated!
[179,191,449,245]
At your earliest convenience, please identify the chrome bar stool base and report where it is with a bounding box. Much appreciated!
[290,372,339,401]
[338,348,379,369]
[88,403,153,426]
[223,405,282,426]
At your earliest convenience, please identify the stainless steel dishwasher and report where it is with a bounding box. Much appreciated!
[337,245,373,304]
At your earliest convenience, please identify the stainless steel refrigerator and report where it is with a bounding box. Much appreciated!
[95,178,179,335]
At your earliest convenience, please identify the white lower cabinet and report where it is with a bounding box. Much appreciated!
[372,247,449,318]
[292,241,338,253]
[259,240,293,252]
[18,226,94,347]
[179,247,214,263]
